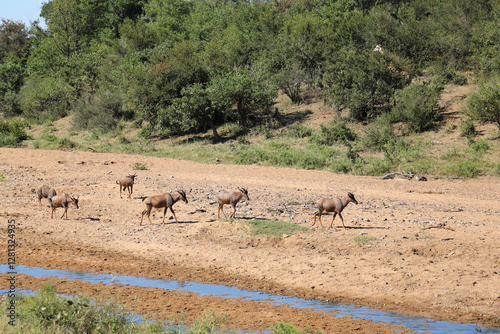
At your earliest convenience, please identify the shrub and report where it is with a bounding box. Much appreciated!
[392,82,442,133]
[285,123,313,138]
[469,139,489,153]
[0,283,165,333]
[467,77,500,130]
[459,118,476,143]
[73,92,129,131]
[0,118,30,146]
[270,321,322,334]
[446,161,481,178]
[20,77,75,123]
[362,118,397,152]
[309,120,356,146]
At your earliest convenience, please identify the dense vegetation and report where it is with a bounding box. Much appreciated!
[0,0,499,177]
[0,283,317,333]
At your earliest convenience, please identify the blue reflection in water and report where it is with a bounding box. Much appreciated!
[1,265,498,333]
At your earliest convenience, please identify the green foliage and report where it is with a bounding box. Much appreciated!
[354,235,380,245]
[445,161,481,178]
[244,219,307,237]
[133,163,148,170]
[459,118,476,143]
[285,123,313,138]
[0,173,7,181]
[20,77,75,123]
[0,118,30,146]
[324,49,409,121]
[0,283,165,333]
[270,321,322,334]
[391,81,442,133]
[73,92,129,131]
[236,142,336,170]
[361,117,397,151]
[188,309,231,334]
[467,76,500,130]
[309,120,357,146]
[0,60,24,115]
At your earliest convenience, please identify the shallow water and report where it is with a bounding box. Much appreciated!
[1,265,498,333]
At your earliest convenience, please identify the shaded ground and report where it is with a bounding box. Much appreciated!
[0,148,499,332]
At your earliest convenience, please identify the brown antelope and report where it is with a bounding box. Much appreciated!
[216,188,249,219]
[49,193,79,219]
[140,190,188,225]
[37,185,57,206]
[116,173,137,199]
[312,192,358,229]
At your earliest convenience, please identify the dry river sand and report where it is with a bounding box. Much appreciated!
[0,148,499,333]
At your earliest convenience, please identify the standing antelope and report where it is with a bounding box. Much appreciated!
[49,193,79,219]
[216,188,249,219]
[140,190,188,225]
[37,185,57,206]
[116,173,137,199]
[312,192,358,229]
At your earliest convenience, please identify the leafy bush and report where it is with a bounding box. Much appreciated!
[20,77,75,123]
[0,118,30,146]
[459,118,476,143]
[391,82,442,132]
[362,118,397,151]
[469,139,489,153]
[285,123,313,138]
[270,321,322,334]
[324,49,409,121]
[309,120,357,146]
[445,161,481,178]
[73,92,130,131]
[467,77,500,130]
[0,283,165,333]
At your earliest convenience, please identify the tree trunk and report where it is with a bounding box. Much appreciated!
[209,121,221,142]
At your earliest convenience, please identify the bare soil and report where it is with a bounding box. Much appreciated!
[0,147,499,333]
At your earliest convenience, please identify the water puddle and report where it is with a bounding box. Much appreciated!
[1,265,498,333]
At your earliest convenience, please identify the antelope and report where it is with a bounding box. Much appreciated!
[216,188,249,219]
[116,173,137,199]
[49,193,79,219]
[37,185,57,206]
[140,190,188,225]
[312,192,358,229]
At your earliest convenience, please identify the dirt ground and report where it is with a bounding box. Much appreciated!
[0,147,499,333]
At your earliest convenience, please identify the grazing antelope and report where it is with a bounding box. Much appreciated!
[312,192,358,229]
[216,188,249,219]
[140,190,188,225]
[49,193,79,219]
[37,185,57,206]
[116,173,137,199]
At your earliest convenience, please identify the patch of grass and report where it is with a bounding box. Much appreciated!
[133,163,148,170]
[0,173,9,182]
[244,219,307,237]
[270,321,322,334]
[445,161,481,178]
[353,235,380,245]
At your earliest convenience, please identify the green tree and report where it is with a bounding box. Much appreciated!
[0,19,31,62]
[160,83,224,141]
[467,77,500,130]
[324,48,410,121]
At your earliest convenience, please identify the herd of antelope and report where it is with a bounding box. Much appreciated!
[36,173,358,229]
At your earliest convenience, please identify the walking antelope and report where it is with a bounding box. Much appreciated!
[140,190,188,225]
[216,188,250,219]
[312,192,358,229]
